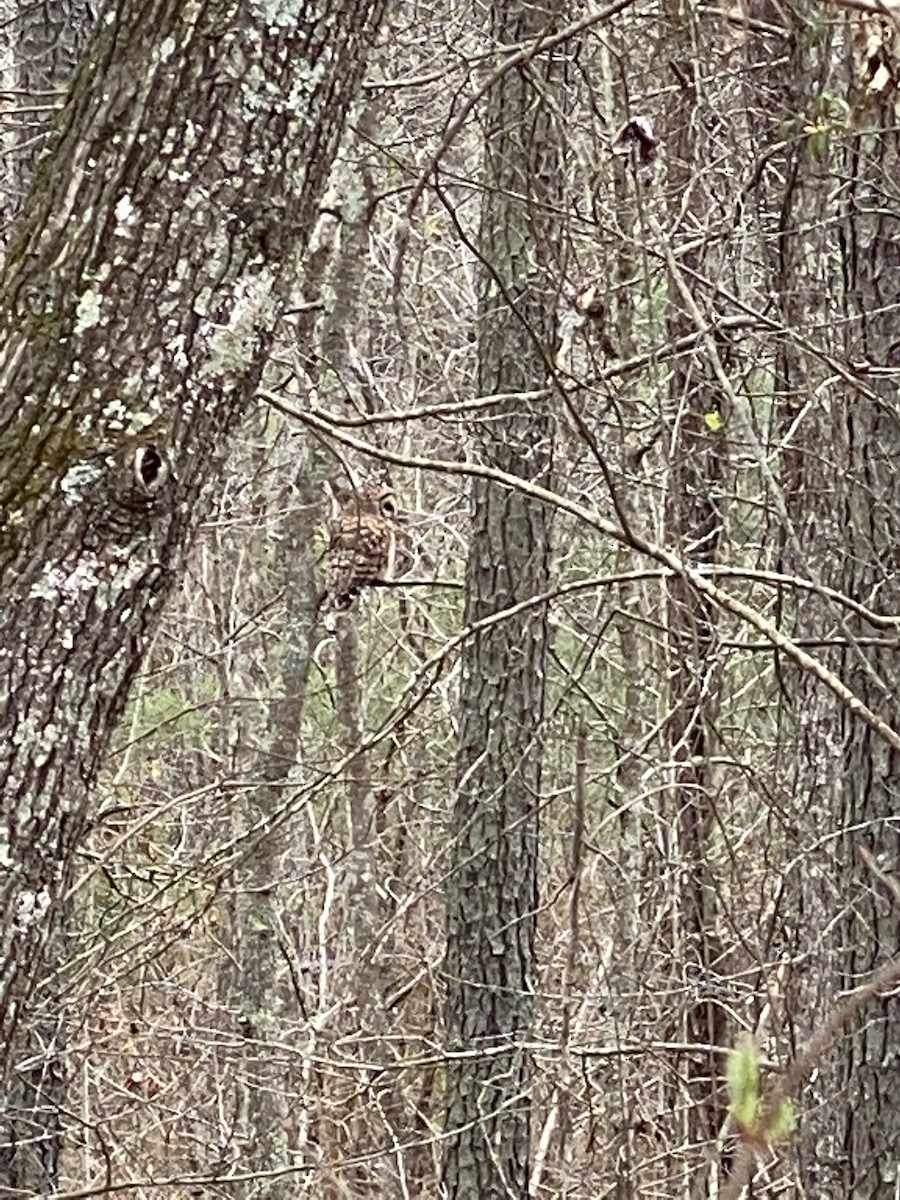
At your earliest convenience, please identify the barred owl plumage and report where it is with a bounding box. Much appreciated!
[329,483,403,609]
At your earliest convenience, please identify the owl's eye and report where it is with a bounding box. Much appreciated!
[380,494,397,519]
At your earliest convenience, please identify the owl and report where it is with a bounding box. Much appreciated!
[328,482,405,609]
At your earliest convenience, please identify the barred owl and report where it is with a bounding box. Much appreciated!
[328,483,404,609]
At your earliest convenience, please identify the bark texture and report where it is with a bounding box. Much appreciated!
[0,4,98,1191]
[441,2,562,1196]
[749,5,900,1192]
[0,0,386,1190]
[5,1,96,211]
[818,43,900,1196]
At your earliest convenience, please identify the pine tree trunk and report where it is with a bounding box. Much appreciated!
[815,28,900,1192]
[441,2,563,1195]
[746,5,900,1192]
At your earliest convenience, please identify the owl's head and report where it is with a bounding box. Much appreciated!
[370,484,398,520]
[334,480,399,522]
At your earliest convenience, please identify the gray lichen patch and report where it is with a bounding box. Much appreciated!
[73,288,102,333]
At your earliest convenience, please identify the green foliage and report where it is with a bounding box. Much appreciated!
[767,1097,797,1141]
[727,1038,796,1150]
[804,92,851,161]
[807,12,830,49]
[121,682,215,760]
[726,1038,760,1130]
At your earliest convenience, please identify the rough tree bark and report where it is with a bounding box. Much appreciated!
[441,2,563,1196]
[0,0,386,1190]
[0,4,98,1191]
[812,14,900,1193]
[5,1,96,211]
[740,7,841,1195]
[747,4,900,1193]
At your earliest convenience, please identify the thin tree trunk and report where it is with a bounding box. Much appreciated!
[441,1,563,1195]
[662,5,730,1181]
[740,13,842,1198]
[231,200,343,1200]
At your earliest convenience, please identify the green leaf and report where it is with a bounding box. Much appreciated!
[765,1098,796,1141]
[807,129,831,160]
[726,1040,760,1129]
[703,410,723,432]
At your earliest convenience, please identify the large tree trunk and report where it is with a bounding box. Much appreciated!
[441,1,563,1196]
[746,4,900,1193]
[812,17,900,1193]
[0,0,386,1190]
